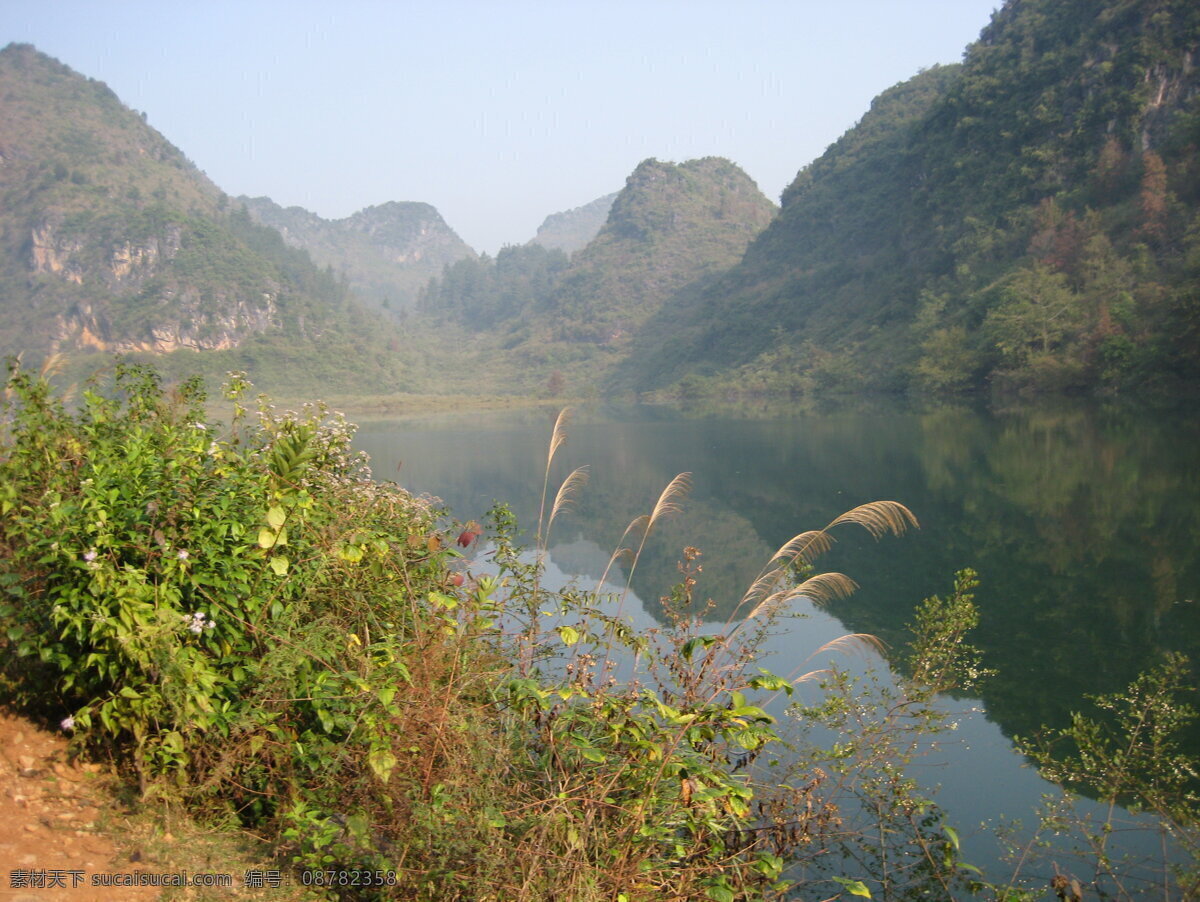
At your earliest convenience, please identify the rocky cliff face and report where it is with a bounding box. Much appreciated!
[0,43,339,358]
[53,293,278,354]
[240,197,476,310]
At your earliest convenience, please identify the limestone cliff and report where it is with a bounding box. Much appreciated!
[0,44,348,359]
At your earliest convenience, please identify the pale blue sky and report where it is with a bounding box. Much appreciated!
[4,1,999,253]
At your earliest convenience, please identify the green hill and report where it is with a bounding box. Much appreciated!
[416,157,776,395]
[0,43,410,395]
[623,0,1200,397]
[547,157,775,345]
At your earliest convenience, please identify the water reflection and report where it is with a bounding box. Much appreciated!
[355,400,1198,892]
[353,398,1200,748]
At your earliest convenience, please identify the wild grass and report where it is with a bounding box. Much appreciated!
[7,367,1190,899]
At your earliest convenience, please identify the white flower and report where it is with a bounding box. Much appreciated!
[60,715,75,731]
[191,422,208,431]
[184,611,214,633]
[177,549,189,561]
[82,549,98,563]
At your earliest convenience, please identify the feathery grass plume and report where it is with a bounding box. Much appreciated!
[614,473,691,601]
[535,407,571,550]
[768,529,835,566]
[646,472,692,532]
[596,474,691,677]
[734,500,917,623]
[38,351,66,380]
[809,632,888,660]
[829,500,919,539]
[747,572,858,621]
[545,465,589,540]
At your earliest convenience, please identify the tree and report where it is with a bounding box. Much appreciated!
[985,263,1083,364]
[1138,151,1169,245]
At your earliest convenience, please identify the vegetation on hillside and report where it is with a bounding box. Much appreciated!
[240,197,477,313]
[417,157,777,396]
[623,0,1200,398]
[0,43,412,397]
[527,192,619,256]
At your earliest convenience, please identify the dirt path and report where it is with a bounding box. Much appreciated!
[0,711,162,901]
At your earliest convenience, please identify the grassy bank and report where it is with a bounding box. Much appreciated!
[1,361,1195,900]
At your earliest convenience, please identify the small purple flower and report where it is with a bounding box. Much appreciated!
[60,715,75,731]
[82,549,97,563]
[177,549,189,561]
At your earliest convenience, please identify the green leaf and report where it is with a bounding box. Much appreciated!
[266,505,286,529]
[269,555,289,576]
[944,825,960,852]
[832,876,872,898]
[368,746,398,783]
[558,625,580,646]
[429,592,458,610]
[257,527,276,549]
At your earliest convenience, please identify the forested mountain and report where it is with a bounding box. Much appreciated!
[5,0,1197,402]
[542,157,776,346]
[527,192,618,255]
[0,43,410,393]
[422,157,775,349]
[239,196,475,312]
[622,0,1200,396]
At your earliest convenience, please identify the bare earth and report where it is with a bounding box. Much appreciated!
[0,711,161,901]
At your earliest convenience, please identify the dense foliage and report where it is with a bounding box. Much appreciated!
[0,364,827,898]
[624,0,1200,397]
[2,364,1197,897]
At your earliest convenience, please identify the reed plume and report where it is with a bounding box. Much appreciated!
[734,500,918,623]
[536,407,572,551]
[544,465,589,548]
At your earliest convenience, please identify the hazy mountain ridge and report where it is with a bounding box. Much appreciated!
[417,156,776,391]
[239,196,476,311]
[528,192,618,255]
[539,157,777,346]
[5,0,1198,401]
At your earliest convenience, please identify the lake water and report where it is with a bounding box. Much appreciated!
[353,397,1200,894]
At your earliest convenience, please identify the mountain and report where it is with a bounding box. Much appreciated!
[239,196,475,311]
[413,157,775,396]
[527,192,618,255]
[529,157,776,346]
[625,0,1200,396]
[0,43,409,393]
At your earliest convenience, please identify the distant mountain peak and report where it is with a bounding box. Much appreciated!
[528,192,618,255]
[238,196,475,310]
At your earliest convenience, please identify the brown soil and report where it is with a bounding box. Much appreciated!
[0,711,159,901]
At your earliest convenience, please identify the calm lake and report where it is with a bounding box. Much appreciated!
[353,397,1200,893]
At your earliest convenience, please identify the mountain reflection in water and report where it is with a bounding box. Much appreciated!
[354,398,1200,889]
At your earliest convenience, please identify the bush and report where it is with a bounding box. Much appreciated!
[13,362,1092,899]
